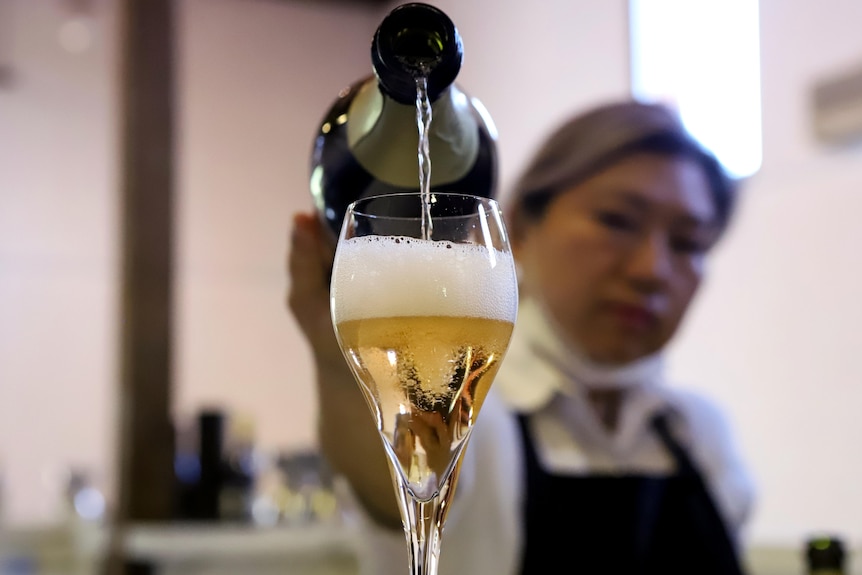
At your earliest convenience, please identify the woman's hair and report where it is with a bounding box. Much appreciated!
[505,100,738,241]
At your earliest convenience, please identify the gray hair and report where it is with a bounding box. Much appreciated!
[506,100,737,241]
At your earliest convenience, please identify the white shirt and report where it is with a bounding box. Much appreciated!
[351,300,756,575]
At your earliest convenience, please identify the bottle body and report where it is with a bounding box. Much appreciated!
[309,3,498,239]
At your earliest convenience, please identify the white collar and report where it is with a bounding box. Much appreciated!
[494,297,666,413]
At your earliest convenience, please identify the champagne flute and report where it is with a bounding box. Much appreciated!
[330,192,518,575]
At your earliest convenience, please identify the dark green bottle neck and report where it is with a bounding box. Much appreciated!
[371,2,463,105]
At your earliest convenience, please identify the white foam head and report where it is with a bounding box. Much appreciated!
[331,236,518,322]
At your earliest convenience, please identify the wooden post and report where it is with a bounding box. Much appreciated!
[105,0,176,572]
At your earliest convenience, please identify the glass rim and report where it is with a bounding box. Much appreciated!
[346,192,501,220]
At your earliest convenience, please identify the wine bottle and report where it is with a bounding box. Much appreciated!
[309,2,498,239]
[196,410,224,521]
[806,535,847,575]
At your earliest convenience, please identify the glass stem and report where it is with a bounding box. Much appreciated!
[390,457,463,575]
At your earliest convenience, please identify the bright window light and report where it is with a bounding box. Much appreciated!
[630,0,763,179]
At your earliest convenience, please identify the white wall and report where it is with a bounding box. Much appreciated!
[664,0,862,547]
[0,0,119,525]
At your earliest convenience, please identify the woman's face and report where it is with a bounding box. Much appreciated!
[514,153,722,365]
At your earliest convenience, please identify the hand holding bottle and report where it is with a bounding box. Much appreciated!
[287,212,341,368]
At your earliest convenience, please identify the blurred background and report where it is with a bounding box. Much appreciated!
[1,0,861,573]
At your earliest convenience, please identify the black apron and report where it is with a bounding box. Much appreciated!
[516,411,746,575]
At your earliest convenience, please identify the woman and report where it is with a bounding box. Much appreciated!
[288,100,755,574]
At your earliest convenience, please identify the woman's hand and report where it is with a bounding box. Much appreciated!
[287,212,342,366]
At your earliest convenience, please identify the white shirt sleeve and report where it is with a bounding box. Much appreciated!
[670,390,757,538]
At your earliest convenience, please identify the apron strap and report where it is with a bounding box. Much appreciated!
[649,411,747,575]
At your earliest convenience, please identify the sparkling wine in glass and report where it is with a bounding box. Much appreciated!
[330,192,518,575]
